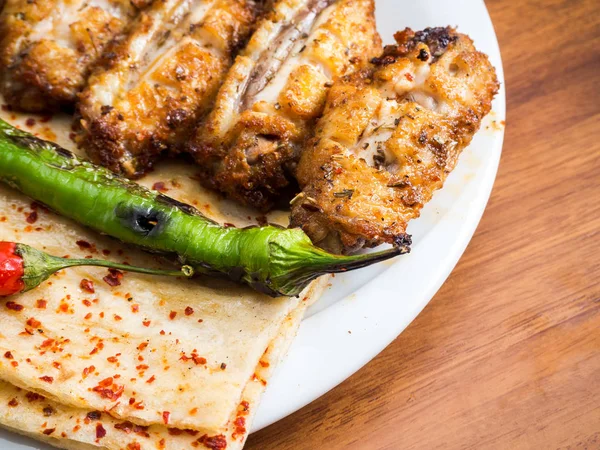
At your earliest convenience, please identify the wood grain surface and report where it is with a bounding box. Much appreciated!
[246,1,600,448]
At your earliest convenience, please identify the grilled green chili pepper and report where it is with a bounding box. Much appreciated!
[0,120,409,296]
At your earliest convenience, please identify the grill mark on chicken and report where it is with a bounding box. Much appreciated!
[0,0,150,112]
[76,0,259,178]
[291,27,499,253]
[189,0,381,211]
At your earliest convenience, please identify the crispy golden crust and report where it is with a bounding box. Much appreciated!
[76,0,259,178]
[0,0,149,112]
[291,27,499,253]
[189,0,381,211]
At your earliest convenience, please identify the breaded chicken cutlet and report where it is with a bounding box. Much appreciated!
[0,0,152,112]
[188,0,381,211]
[76,0,260,177]
[291,27,499,253]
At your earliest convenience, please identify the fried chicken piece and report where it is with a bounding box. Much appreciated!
[76,0,259,178]
[0,0,151,112]
[291,27,499,253]
[189,0,381,211]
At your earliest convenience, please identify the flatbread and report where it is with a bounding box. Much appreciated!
[0,289,322,450]
[0,108,326,447]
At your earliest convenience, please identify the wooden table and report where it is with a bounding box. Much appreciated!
[246,1,600,448]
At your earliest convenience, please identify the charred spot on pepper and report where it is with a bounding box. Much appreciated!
[115,203,168,237]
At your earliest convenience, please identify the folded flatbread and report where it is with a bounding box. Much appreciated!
[0,110,326,448]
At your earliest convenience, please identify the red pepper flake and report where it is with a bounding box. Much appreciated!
[4,351,13,359]
[6,301,24,311]
[185,306,194,316]
[103,269,123,287]
[10,361,18,367]
[25,392,44,402]
[75,240,92,250]
[40,338,54,348]
[114,421,150,437]
[103,275,120,287]
[80,279,95,293]
[137,342,148,351]
[169,311,177,320]
[189,407,198,415]
[162,411,170,424]
[159,330,165,335]
[142,320,151,327]
[152,182,168,193]
[197,434,227,450]
[86,411,102,421]
[259,360,270,368]
[136,364,148,371]
[57,301,70,313]
[96,423,106,439]
[82,299,92,307]
[26,317,41,328]
[114,314,122,321]
[36,299,47,309]
[126,444,141,450]
[107,356,118,363]
[97,377,113,387]
[8,398,18,407]
[131,304,139,313]
[25,210,38,224]
[168,428,184,436]
[84,312,93,320]
[405,72,414,81]
[82,365,95,379]
[232,416,246,439]
[92,378,124,401]
[43,428,56,436]
[220,363,227,370]
[39,375,54,383]
[52,361,61,369]
[146,375,156,384]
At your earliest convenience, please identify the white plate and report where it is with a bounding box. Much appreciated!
[0,0,505,447]
[252,0,506,432]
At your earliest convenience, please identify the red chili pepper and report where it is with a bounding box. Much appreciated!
[0,242,194,297]
[0,242,25,296]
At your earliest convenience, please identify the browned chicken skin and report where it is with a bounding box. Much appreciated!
[189,0,381,211]
[291,27,499,253]
[0,0,151,112]
[76,0,259,178]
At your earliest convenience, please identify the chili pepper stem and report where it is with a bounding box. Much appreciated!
[15,244,193,293]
